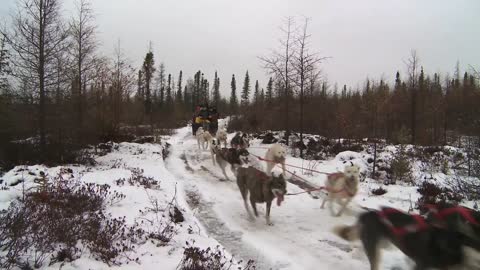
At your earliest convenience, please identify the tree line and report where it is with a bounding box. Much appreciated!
[0,2,478,167]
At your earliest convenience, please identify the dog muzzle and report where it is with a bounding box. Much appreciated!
[272,189,285,206]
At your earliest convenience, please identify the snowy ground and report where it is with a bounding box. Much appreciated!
[1,120,455,270]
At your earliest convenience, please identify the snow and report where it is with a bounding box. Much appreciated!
[0,119,474,269]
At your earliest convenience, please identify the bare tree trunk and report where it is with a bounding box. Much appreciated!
[39,0,46,154]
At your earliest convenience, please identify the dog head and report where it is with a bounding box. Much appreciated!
[271,144,287,161]
[196,127,204,136]
[241,133,250,148]
[270,172,287,206]
[237,148,250,164]
[344,164,360,181]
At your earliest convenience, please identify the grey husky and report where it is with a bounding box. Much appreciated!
[236,166,287,226]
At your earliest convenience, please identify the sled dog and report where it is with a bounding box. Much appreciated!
[236,166,287,225]
[320,164,360,217]
[334,207,480,270]
[216,128,228,148]
[196,127,213,150]
[231,132,250,149]
[264,143,287,176]
[213,147,250,180]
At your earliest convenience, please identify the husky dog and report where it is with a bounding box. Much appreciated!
[320,164,360,217]
[423,204,480,244]
[334,207,480,270]
[216,128,228,148]
[213,147,250,180]
[231,132,250,149]
[196,127,213,150]
[264,144,287,177]
[236,166,287,226]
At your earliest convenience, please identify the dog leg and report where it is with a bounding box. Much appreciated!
[361,229,381,270]
[266,162,274,175]
[266,201,273,226]
[211,150,216,165]
[220,163,230,181]
[250,196,259,217]
[320,195,328,209]
[336,198,352,217]
[328,195,336,216]
[240,190,254,221]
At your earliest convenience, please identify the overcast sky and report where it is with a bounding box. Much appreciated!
[1,0,479,95]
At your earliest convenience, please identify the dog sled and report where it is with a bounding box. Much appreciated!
[192,104,219,135]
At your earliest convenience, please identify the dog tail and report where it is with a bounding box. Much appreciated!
[332,224,360,242]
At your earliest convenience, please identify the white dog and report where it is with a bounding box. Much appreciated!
[216,128,228,148]
[264,144,287,177]
[320,164,360,217]
[196,127,213,150]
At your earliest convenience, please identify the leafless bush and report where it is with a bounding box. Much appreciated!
[138,186,184,246]
[115,167,159,189]
[445,174,480,202]
[176,240,256,270]
[0,173,144,269]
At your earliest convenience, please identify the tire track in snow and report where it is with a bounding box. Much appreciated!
[166,133,277,270]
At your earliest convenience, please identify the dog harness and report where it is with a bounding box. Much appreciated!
[423,204,480,226]
[377,207,429,237]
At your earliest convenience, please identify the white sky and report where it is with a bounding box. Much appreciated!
[1,0,479,95]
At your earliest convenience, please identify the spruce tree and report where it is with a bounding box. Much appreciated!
[176,70,183,103]
[266,77,273,105]
[166,74,173,107]
[253,80,260,105]
[230,74,238,112]
[142,51,155,115]
[213,71,221,106]
[157,63,166,106]
[241,71,250,107]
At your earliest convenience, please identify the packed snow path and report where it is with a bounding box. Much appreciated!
[165,126,411,270]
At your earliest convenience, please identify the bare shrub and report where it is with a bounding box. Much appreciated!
[115,167,159,189]
[176,240,256,270]
[138,186,184,246]
[0,173,144,269]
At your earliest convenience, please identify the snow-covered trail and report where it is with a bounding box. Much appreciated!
[165,126,379,270]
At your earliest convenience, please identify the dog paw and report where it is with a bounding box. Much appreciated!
[267,221,274,226]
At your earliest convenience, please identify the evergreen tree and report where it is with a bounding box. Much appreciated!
[241,71,250,107]
[259,88,265,107]
[253,80,260,105]
[266,77,273,105]
[176,70,183,103]
[230,74,238,112]
[142,51,155,115]
[395,71,401,89]
[157,63,166,106]
[183,85,190,111]
[213,71,221,106]
[166,74,173,107]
